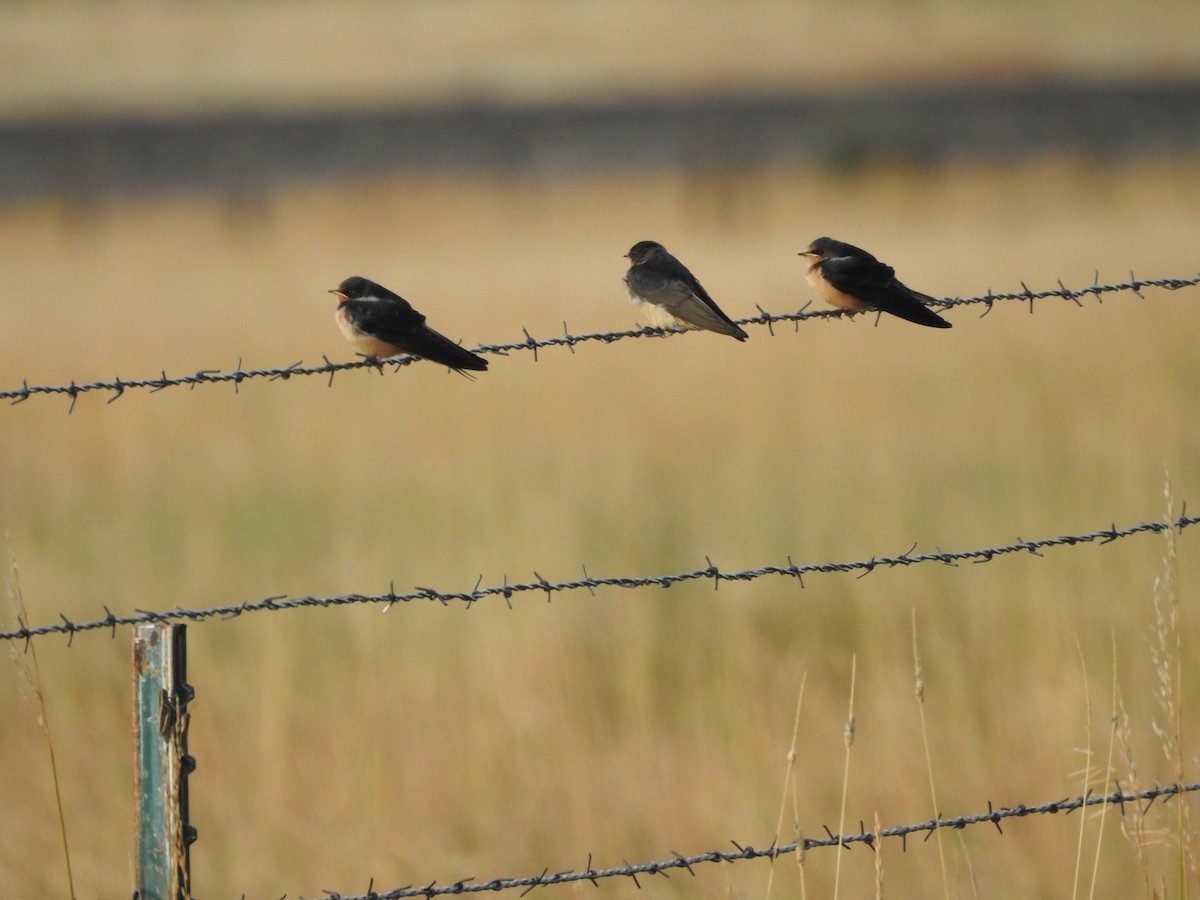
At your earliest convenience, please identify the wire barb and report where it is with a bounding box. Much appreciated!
[3,274,1198,408]
[2,513,1196,646]
[309,782,1200,898]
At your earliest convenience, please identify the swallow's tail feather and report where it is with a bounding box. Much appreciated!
[683,315,748,340]
[667,298,750,341]
[876,287,952,329]
[709,318,750,341]
[890,301,952,329]
[413,327,490,371]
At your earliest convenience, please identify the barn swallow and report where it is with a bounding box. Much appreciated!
[329,276,488,372]
[624,241,749,341]
[799,237,951,329]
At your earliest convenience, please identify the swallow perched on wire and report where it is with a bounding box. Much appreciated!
[328,276,488,373]
[799,237,951,329]
[623,241,748,341]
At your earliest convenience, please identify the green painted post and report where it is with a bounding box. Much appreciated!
[133,624,195,899]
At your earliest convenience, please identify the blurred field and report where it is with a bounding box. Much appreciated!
[1,156,1199,897]
[4,0,1200,118]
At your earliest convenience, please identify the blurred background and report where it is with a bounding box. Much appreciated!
[2,1,1199,896]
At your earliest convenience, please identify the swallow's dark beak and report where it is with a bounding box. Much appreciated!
[329,289,348,301]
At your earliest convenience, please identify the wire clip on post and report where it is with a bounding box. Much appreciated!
[133,624,196,899]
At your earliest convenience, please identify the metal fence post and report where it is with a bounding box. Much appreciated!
[133,624,195,899]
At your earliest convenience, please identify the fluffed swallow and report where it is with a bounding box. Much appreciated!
[624,241,748,341]
[799,237,951,329]
[329,276,488,373]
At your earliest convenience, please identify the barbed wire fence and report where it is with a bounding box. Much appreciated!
[4,271,1199,896]
[4,511,1197,895]
[1,513,1195,647]
[2,273,1197,410]
[313,781,1200,899]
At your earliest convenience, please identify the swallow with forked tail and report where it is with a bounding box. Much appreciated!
[799,237,951,329]
[623,241,748,341]
[329,276,488,373]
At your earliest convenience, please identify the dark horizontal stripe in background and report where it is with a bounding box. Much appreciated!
[2,78,1199,198]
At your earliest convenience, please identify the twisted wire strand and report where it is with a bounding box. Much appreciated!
[3,513,1194,647]
[312,781,1200,898]
[3,274,1197,410]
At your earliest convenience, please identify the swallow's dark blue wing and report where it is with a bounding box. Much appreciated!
[821,257,950,329]
[630,256,748,340]
[819,255,895,296]
[346,299,488,371]
[344,298,426,342]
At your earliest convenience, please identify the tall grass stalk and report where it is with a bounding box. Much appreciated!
[765,670,807,900]
[873,812,884,900]
[832,654,857,900]
[954,831,981,898]
[1086,630,1119,900]
[5,540,75,899]
[1152,475,1194,894]
[912,608,949,899]
[1115,681,1157,897]
[1072,632,1093,900]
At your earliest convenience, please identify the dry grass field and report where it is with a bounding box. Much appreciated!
[4,0,1200,117]
[1,156,1198,897]
[3,2,1200,896]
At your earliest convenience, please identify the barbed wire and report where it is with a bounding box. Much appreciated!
[3,512,1193,648]
[310,781,1200,898]
[3,273,1197,410]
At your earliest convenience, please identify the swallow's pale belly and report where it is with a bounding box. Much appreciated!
[629,295,697,331]
[624,274,701,331]
[336,307,403,357]
[806,268,867,311]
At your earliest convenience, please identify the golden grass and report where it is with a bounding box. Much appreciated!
[5,541,74,898]
[3,0,1200,118]
[0,157,1198,895]
[833,654,857,899]
[765,671,806,899]
[913,609,950,899]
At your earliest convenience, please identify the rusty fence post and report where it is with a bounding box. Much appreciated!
[133,624,196,899]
